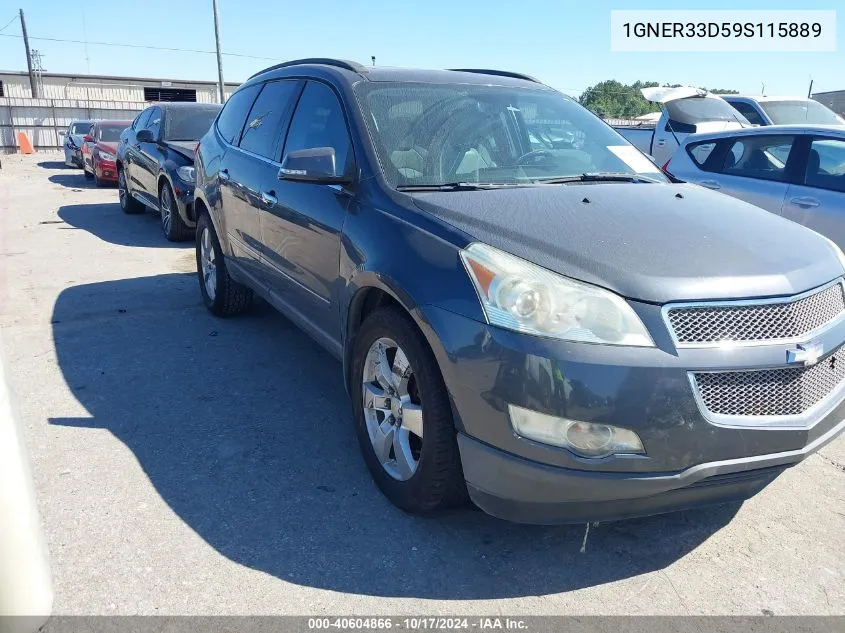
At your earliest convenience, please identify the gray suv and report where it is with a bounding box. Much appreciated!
[192,59,845,524]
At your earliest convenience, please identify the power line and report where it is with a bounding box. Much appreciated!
[0,32,276,60]
[0,13,17,33]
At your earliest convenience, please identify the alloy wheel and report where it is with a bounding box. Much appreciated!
[361,337,424,481]
[200,227,217,301]
[118,171,127,207]
[160,187,173,234]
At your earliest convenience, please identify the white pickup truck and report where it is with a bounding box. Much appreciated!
[613,86,750,166]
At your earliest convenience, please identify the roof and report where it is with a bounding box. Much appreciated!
[724,95,818,102]
[248,59,547,89]
[0,69,240,87]
[684,124,845,142]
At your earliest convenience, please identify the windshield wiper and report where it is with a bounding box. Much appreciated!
[535,172,661,185]
[395,182,525,192]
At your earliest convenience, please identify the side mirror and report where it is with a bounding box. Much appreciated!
[136,129,155,143]
[278,147,351,184]
[58,130,66,137]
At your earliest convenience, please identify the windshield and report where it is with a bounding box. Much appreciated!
[70,122,91,135]
[760,100,844,125]
[354,82,667,187]
[97,124,126,142]
[163,105,222,141]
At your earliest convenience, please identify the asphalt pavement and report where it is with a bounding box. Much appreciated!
[0,154,843,615]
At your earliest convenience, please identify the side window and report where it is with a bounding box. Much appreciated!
[805,138,845,193]
[146,107,162,139]
[282,81,353,176]
[239,80,300,159]
[718,135,796,182]
[729,102,764,126]
[133,109,152,132]
[216,84,261,145]
[687,141,717,167]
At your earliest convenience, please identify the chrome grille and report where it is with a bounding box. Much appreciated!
[667,283,845,345]
[693,347,845,417]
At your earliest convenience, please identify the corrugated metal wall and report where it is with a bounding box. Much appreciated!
[0,98,147,151]
[813,91,845,117]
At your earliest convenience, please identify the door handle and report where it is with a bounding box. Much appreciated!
[789,196,820,209]
[218,169,230,182]
[656,139,666,147]
[699,179,721,190]
[260,191,277,206]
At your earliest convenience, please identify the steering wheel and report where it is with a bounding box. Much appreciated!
[516,148,558,165]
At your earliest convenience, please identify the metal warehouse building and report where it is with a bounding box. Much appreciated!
[812,90,845,117]
[0,70,240,103]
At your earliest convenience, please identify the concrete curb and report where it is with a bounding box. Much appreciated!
[0,328,53,631]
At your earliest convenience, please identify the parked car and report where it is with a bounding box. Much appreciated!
[61,120,93,168]
[723,95,845,127]
[193,59,845,525]
[613,86,749,165]
[81,120,131,186]
[664,125,845,247]
[116,103,222,241]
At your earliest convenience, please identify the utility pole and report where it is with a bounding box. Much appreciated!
[212,0,225,103]
[807,79,814,99]
[20,9,38,98]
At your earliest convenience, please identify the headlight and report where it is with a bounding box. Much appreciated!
[98,150,115,162]
[460,243,654,346]
[177,166,196,183]
[509,405,644,458]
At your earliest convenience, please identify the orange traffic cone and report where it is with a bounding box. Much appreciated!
[18,132,34,154]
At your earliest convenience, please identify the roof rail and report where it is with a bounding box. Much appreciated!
[448,68,541,84]
[249,58,367,80]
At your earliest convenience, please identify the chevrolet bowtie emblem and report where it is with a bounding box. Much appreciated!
[787,343,823,367]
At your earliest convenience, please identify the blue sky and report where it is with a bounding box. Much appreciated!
[0,0,841,97]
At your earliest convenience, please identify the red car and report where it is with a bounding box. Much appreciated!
[82,120,131,186]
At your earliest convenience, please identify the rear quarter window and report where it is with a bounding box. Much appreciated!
[686,141,717,166]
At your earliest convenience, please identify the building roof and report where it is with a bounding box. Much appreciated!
[0,69,240,87]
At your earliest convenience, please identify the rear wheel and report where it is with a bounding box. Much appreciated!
[118,167,144,214]
[351,307,466,513]
[159,181,192,241]
[196,213,253,316]
[83,166,93,180]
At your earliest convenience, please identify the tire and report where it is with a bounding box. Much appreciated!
[118,167,144,214]
[159,180,192,242]
[196,212,253,316]
[83,167,93,180]
[351,306,467,514]
[94,170,104,187]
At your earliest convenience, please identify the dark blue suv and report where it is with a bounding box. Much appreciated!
[193,59,845,524]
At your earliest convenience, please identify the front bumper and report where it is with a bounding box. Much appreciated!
[95,162,118,182]
[418,303,845,523]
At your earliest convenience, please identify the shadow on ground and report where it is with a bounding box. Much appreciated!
[58,203,189,248]
[38,160,69,170]
[50,273,739,599]
[48,172,101,189]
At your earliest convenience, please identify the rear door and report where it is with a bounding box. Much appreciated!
[220,80,302,277]
[781,136,845,247]
[258,80,354,344]
[697,134,800,213]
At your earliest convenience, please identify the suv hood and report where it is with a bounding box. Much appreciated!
[411,184,841,303]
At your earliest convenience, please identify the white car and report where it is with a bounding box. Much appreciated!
[664,124,845,246]
[723,95,845,127]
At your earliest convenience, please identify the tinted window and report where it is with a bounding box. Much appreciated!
[760,100,845,125]
[284,81,352,175]
[665,97,749,125]
[70,122,91,135]
[146,107,162,139]
[239,81,300,159]
[728,101,765,126]
[805,138,845,193]
[719,135,795,182]
[216,85,261,145]
[97,124,127,142]
[164,105,222,141]
[687,141,717,166]
[133,110,152,131]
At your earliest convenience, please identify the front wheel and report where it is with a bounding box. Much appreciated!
[159,181,192,242]
[118,168,144,214]
[351,307,467,513]
[196,213,253,316]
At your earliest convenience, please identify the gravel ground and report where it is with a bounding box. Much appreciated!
[0,154,843,616]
